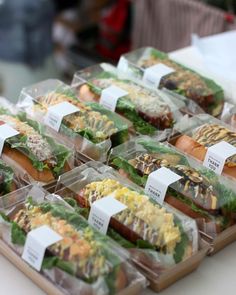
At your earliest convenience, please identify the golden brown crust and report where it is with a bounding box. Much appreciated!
[79,84,100,102]
[3,146,70,183]
[174,135,206,161]
[175,135,236,179]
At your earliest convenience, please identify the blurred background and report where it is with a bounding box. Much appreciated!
[0,0,235,101]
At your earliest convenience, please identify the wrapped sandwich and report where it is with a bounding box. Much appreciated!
[173,114,236,180]
[110,137,236,237]
[0,108,71,183]
[0,186,146,295]
[55,163,199,281]
[72,64,185,135]
[19,79,130,161]
[118,47,224,117]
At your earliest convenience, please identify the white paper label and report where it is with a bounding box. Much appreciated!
[88,196,127,234]
[145,167,182,205]
[22,225,62,271]
[203,141,236,175]
[0,124,19,155]
[100,85,128,112]
[44,101,79,132]
[143,63,175,88]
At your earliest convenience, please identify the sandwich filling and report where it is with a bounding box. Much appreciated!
[81,178,181,253]
[37,92,118,143]
[13,203,112,280]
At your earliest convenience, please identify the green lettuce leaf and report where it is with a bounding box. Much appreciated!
[6,200,123,292]
[112,156,148,186]
[86,102,129,145]
[173,220,189,264]
[11,222,26,246]
[88,74,161,135]
[150,48,224,115]
[136,139,189,165]
[0,160,15,194]
[107,228,135,249]
[199,168,236,213]
[6,113,71,176]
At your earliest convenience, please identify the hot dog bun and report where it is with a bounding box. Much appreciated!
[3,146,70,183]
[79,84,99,102]
[175,135,236,179]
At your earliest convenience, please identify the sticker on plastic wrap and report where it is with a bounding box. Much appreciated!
[22,225,62,271]
[100,85,128,112]
[143,63,175,88]
[88,195,127,234]
[0,123,19,155]
[44,101,79,132]
[145,167,182,205]
[203,141,236,175]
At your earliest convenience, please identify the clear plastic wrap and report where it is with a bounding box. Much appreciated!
[109,137,236,239]
[171,113,236,180]
[0,185,147,295]
[118,47,224,117]
[0,104,73,184]
[220,102,236,130]
[0,158,26,196]
[72,63,186,135]
[18,79,131,161]
[54,162,200,285]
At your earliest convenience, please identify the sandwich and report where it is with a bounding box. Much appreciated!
[35,89,129,146]
[0,108,71,183]
[73,178,196,267]
[2,198,131,294]
[111,139,236,236]
[175,123,236,179]
[78,72,174,134]
[125,48,224,116]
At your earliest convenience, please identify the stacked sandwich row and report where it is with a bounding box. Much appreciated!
[0,47,236,294]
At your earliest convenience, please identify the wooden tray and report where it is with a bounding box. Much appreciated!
[0,239,144,295]
[200,224,236,256]
[148,239,210,292]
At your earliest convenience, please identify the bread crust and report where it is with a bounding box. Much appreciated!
[3,146,70,183]
[174,135,236,179]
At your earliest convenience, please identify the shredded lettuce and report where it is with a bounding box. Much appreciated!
[3,111,71,176]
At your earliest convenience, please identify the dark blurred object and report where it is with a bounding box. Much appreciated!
[71,0,132,64]
[0,0,55,67]
[132,0,236,52]
[202,0,236,13]
[96,0,132,60]
[53,0,132,79]
[53,0,79,12]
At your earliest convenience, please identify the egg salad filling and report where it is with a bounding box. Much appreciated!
[82,179,181,253]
